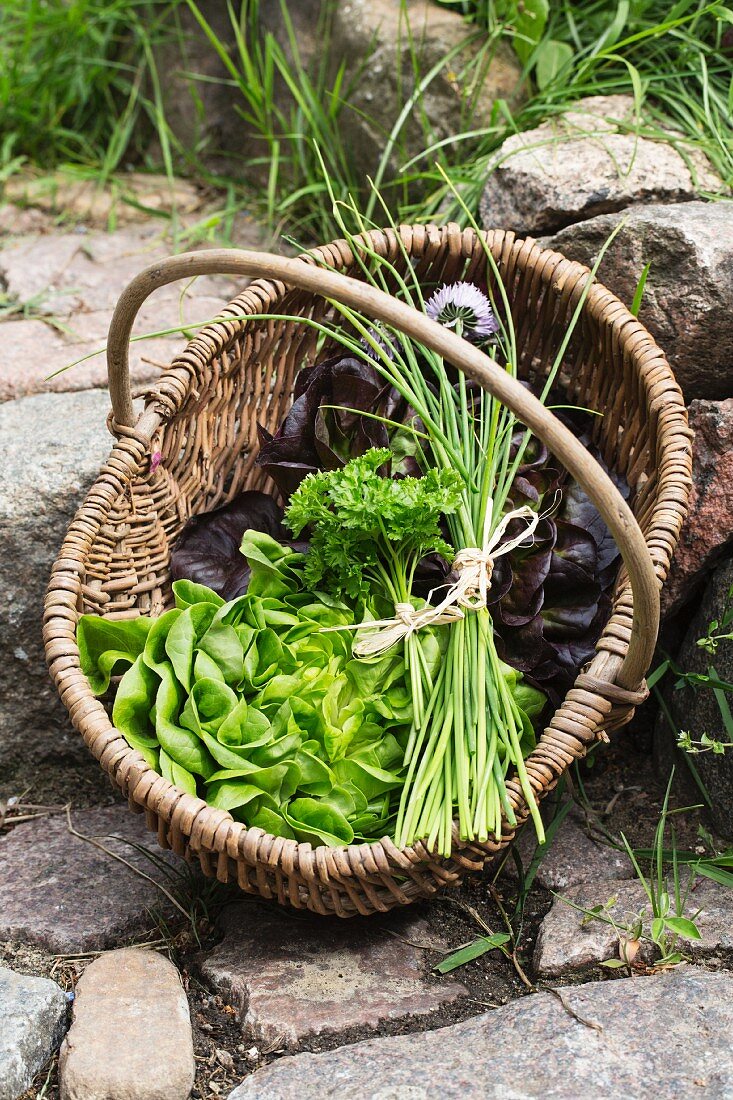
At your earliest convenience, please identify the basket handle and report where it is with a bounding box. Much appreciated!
[107,247,660,691]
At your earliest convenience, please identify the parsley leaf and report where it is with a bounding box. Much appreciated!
[285,448,461,605]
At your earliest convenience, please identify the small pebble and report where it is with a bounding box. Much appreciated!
[215,1047,235,1070]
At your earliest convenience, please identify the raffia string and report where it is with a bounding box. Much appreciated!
[336,505,541,659]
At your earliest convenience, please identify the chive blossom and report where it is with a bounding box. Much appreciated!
[425,282,498,342]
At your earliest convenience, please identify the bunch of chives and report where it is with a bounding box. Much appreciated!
[253,175,619,855]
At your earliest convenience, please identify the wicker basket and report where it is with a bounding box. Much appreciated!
[44,226,693,917]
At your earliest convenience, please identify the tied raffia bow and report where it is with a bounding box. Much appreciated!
[344,505,541,659]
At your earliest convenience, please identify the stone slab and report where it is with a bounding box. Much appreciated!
[3,171,205,228]
[0,966,67,1100]
[58,948,195,1100]
[509,809,634,891]
[534,877,733,977]
[0,221,241,403]
[228,967,733,1099]
[199,903,467,1047]
[0,303,217,403]
[0,805,182,954]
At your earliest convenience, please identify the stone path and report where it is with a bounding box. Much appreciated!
[59,948,195,1100]
[198,904,466,1048]
[227,967,733,1099]
[0,805,183,954]
[0,966,67,1099]
[0,182,270,405]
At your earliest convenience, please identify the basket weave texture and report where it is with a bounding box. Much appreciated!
[44,226,693,917]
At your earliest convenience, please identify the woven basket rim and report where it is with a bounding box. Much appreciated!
[44,225,693,902]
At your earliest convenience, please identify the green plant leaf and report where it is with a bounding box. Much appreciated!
[198,620,245,686]
[630,262,652,317]
[663,916,702,941]
[172,579,225,609]
[646,660,670,689]
[535,39,574,89]
[656,952,684,967]
[165,604,217,692]
[294,744,335,796]
[143,609,183,674]
[159,748,198,796]
[511,678,547,722]
[248,804,297,839]
[240,530,306,599]
[154,664,217,779]
[193,649,227,683]
[284,796,355,846]
[434,933,511,974]
[206,780,277,816]
[695,863,733,888]
[112,655,160,769]
[651,916,666,943]
[334,757,403,801]
[218,698,271,749]
[507,0,549,64]
[78,615,152,694]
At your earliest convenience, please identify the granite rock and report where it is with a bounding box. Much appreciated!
[58,949,195,1100]
[0,805,181,953]
[0,389,112,784]
[0,966,67,1100]
[228,967,733,1099]
[662,400,733,617]
[481,95,722,235]
[534,877,733,977]
[547,201,733,400]
[199,903,466,1047]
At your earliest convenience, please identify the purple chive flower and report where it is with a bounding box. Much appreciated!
[425,282,499,342]
[150,451,162,472]
[359,323,398,362]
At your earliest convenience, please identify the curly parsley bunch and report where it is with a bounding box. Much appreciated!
[286,448,461,606]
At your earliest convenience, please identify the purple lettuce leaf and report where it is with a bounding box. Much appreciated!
[256,352,413,499]
[490,518,555,627]
[488,420,627,696]
[171,491,306,601]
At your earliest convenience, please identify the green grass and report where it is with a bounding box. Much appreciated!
[417,0,733,221]
[1,1,730,239]
[183,0,505,239]
[0,1,190,182]
[183,0,365,241]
